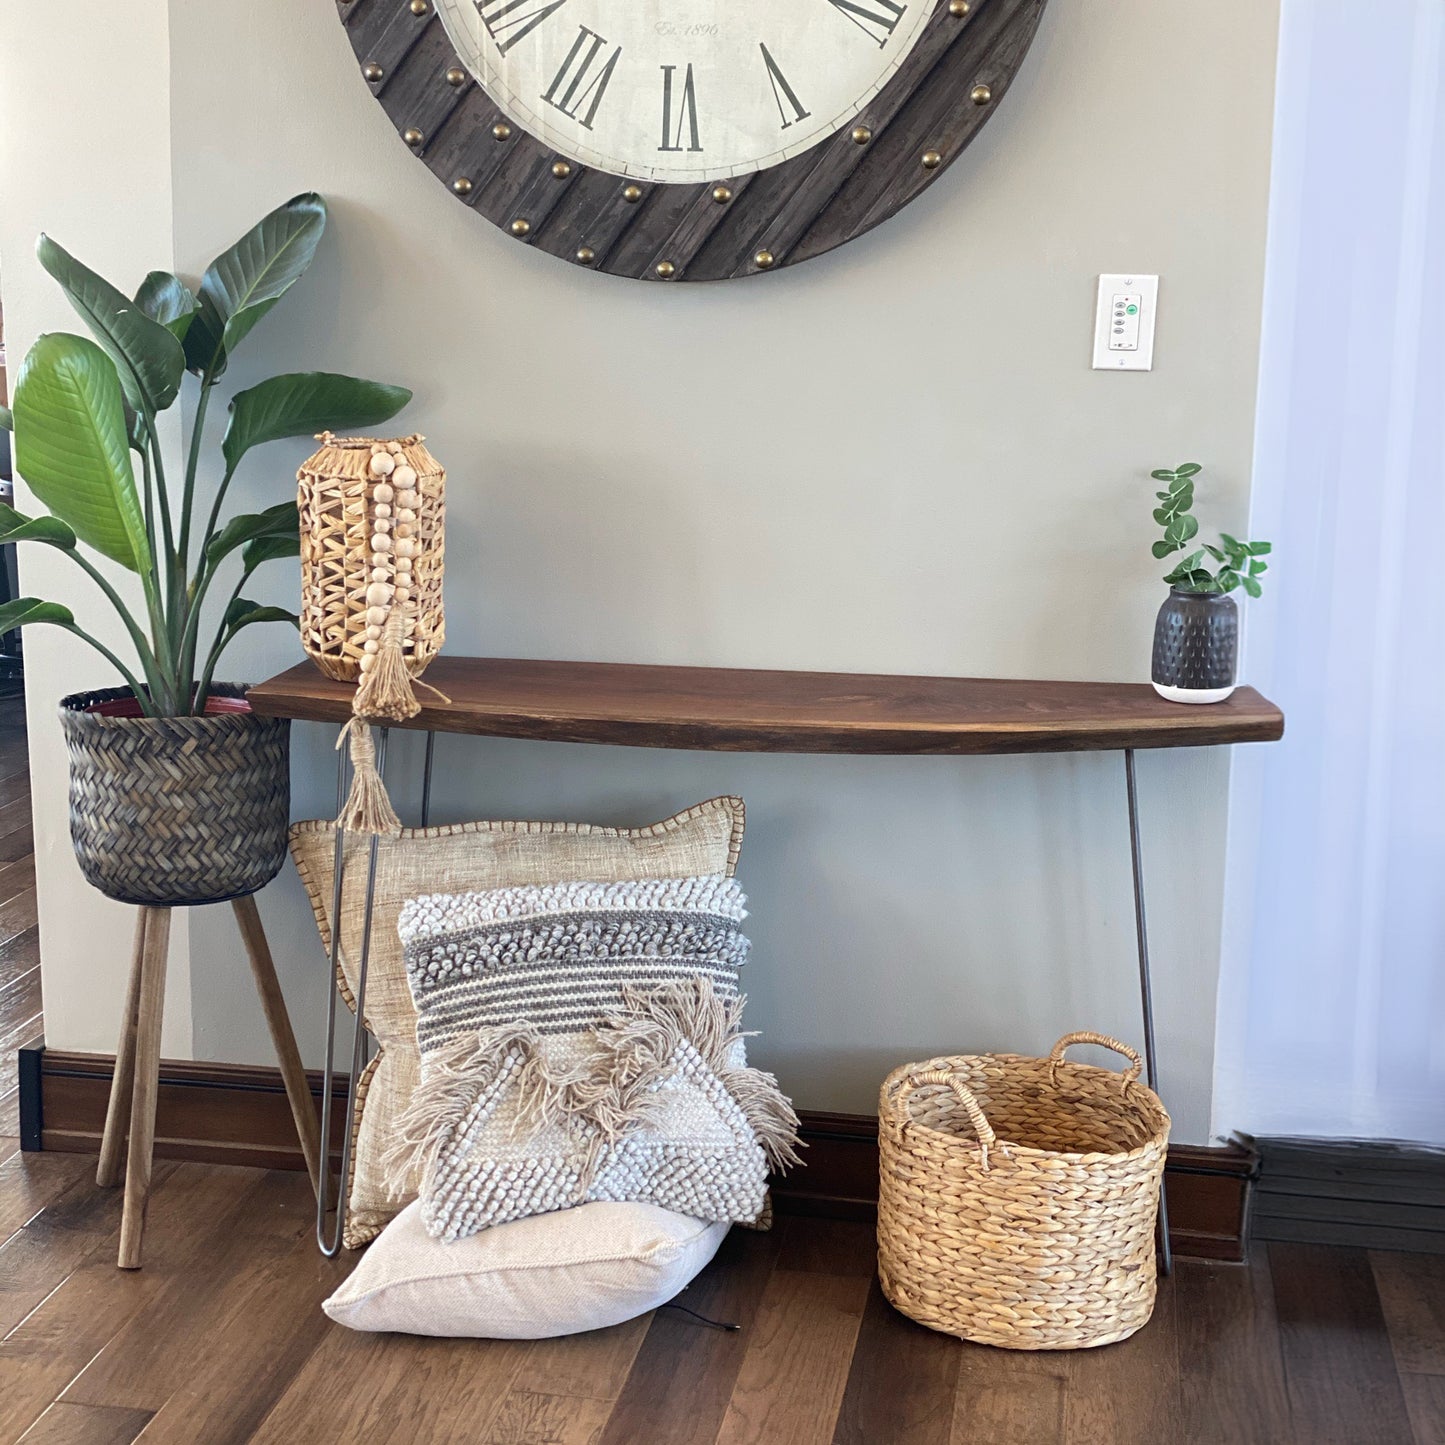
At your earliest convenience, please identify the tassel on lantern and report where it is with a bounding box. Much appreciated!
[354,608,422,723]
[336,718,402,835]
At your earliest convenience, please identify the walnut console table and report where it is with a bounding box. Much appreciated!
[249,657,1285,1271]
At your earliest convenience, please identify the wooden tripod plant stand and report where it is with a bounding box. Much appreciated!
[97,896,324,1269]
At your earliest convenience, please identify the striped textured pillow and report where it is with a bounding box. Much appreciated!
[385,876,800,1242]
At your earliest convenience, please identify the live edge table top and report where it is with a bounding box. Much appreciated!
[248,657,1284,756]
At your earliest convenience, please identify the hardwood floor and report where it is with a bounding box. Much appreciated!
[2,691,1442,1442]
[0,1149,1439,1444]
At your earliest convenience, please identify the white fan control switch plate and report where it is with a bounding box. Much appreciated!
[1092,274,1158,371]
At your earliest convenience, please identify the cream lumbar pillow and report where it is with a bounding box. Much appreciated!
[289,797,745,1247]
[385,875,800,1241]
[323,1199,729,1338]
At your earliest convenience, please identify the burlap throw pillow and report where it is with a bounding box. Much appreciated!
[383,876,799,1241]
[289,797,744,1246]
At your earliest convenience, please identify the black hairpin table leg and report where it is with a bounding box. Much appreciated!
[421,730,436,828]
[1124,747,1172,1276]
[317,727,389,1257]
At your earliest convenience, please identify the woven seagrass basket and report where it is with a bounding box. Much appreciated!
[297,433,445,688]
[60,684,290,907]
[877,1031,1170,1351]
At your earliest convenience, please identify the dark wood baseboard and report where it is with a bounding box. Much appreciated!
[25,1044,349,1172]
[1250,1136,1445,1255]
[22,1044,1256,1261]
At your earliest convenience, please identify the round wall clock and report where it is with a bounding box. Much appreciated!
[337,0,1046,281]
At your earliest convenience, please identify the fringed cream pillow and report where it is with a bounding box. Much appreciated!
[289,797,745,1247]
[384,876,799,1241]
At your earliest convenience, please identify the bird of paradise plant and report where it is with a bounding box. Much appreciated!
[0,192,410,716]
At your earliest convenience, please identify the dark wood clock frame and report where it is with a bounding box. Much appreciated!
[337,0,1047,282]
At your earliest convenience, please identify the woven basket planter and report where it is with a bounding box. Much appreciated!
[59,685,290,907]
[297,433,445,688]
[877,1031,1170,1351]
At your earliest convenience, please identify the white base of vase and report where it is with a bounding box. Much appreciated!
[1152,681,1237,705]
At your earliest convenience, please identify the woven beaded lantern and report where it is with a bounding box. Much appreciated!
[298,433,445,716]
[298,433,447,834]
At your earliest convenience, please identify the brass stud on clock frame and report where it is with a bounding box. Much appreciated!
[410,0,430,15]
[949,0,970,15]
[403,128,424,147]
[452,177,473,195]
[922,150,942,170]
[754,249,775,269]
[575,246,596,264]
[362,61,384,82]
[492,122,512,141]
[622,184,643,203]
[655,260,676,279]
[510,218,531,237]
[712,185,733,204]
[445,66,467,87]
[552,160,572,179]
[851,126,872,145]
[971,83,992,105]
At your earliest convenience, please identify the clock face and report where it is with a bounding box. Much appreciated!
[435,0,937,182]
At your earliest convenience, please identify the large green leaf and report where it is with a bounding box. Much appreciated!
[241,531,301,572]
[37,235,185,416]
[0,597,75,632]
[185,194,327,377]
[12,334,150,572]
[225,596,299,631]
[206,500,297,566]
[0,501,77,548]
[135,271,198,342]
[222,372,411,473]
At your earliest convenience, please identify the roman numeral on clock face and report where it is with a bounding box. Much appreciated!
[478,0,568,55]
[760,44,810,129]
[659,64,702,152]
[542,26,621,130]
[827,0,907,47]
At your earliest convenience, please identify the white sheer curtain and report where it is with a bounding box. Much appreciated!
[1212,0,1445,1143]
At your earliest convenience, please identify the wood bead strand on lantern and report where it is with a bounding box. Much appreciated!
[354,442,420,722]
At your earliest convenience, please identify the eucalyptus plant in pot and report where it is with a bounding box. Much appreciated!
[0,193,411,905]
[1148,462,1271,704]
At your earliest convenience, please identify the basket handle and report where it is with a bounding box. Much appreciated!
[896,1069,997,1169]
[1048,1030,1143,1094]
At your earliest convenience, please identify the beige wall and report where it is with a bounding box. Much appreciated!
[0,0,195,1057]
[2,0,1279,1141]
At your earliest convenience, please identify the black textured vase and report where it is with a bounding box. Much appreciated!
[1151,589,1239,703]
